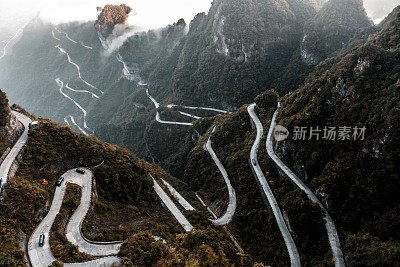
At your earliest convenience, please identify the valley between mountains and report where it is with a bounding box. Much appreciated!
[0,0,399,266]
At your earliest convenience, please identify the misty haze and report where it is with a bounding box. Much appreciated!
[0,0,399,266]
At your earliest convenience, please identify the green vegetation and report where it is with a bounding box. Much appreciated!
[302,0,373,63]
[152,7,400,266]
[20,118,155,205]
[0,2,399,267]
[119,229,244,266]
[176,94,331,265]
[0,91,245,265]
[81,199,183,243]
[119,232,169,266]
[0,89,11,155]
[276,7,400,265]
[0,102,195,265]
[0,224,25,266]
[0,0,327,162]
[0,168,47,266]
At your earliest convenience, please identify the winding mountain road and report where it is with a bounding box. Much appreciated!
[177,111,202,119]
[52,30,61,41]
[146,88,160,109]
[56,78,93,135]
[52,31,99,135]
[152,177,193,231]
[54,27,92,50]
[64,115,87,136]
[155,112,192,126]
[203,127,237,226]
[266,103,345,267]
[28,170,194,266]
[55,45,103,95]
[248,103,301,267]
[0,23,28,60]
[65,169,122,256]
[116,54,135,81]
[0,111,32,189]
[146,87,230,126]
[166,104,229,114]
[146,88,193,126]
[28,168,122,267]
[65,83,100,99]
[161,178,195,211]
[54,27,78,44]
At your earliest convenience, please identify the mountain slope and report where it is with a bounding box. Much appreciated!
[0,0,377,166]
[158,5,400,266]
[277,7,400,265]
[301,0,373,64]
[0,87,257,266]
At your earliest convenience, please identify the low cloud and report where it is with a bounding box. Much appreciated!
[0,0,212,31]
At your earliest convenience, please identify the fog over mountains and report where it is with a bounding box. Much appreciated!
[0,0,399,266]
[364,0,399,23]
[0,0,398,34]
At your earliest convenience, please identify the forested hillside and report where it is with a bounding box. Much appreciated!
[277,7,400,265]
[302,0,373,64]
[0,1,399,266]
[0,88,251,266]
[163,6,400,266]
[0,0,382,166]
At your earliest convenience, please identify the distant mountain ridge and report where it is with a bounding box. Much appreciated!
[159,6,400,265]
[0,1,399,266]
[301,0,373,64]
[0,0,394,172]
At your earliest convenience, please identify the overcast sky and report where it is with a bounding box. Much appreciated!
[0,0,213,30]
[0,0,398,31]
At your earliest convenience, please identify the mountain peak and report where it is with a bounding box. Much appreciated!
[301,0,373,64]
[94,4,132,36]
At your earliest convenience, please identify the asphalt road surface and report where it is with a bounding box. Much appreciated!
[153,177,193,231]
[266,103,345,267]
[28,168,121,267]
[248,103,301,267]
[161,178,195,211]
[0,111,32,189]
[203,127,237,226]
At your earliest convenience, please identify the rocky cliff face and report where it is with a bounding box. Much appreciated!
[94,4,132,36]
[3,112,23,143]
[154,0,318,110]
[0,90,23,143]
[0,1,386,169]
[157,8,400,265]
[209,0,316,62]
